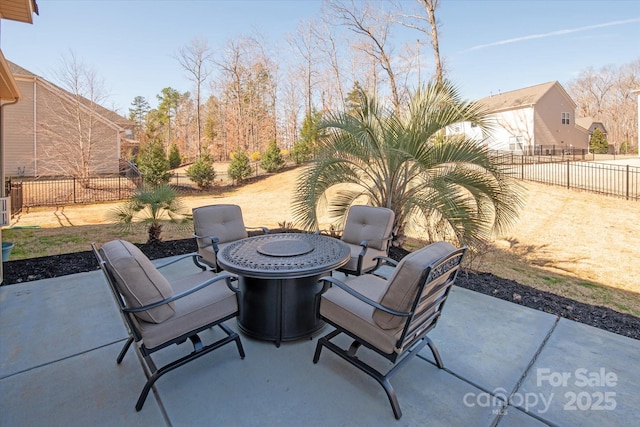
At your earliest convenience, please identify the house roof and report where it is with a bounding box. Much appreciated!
[0,1,38,101]
[8,60,133,129]
[0,0,38,24]
[477,81,573,113]
[575,116,607,134]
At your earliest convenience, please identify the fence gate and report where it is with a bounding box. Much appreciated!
[4,179,23,217]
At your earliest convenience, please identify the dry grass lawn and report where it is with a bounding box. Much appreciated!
[4,166,639,316]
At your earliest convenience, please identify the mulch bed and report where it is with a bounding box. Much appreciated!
[3,235,639,341]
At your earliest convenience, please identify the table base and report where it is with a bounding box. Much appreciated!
[237,274,326,347]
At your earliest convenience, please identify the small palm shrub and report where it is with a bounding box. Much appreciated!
[109,185,191,243]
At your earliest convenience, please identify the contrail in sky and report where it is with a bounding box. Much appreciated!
[468,18,640,51]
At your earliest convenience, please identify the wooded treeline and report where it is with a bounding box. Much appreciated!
[123,0,638,164]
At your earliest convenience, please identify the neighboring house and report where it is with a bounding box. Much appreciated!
[4,61,134,178]
[450,81,589,154]
[1,0,39,283]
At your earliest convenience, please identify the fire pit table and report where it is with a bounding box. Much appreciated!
[216,233,350,346]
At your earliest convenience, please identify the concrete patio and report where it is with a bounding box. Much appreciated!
[1,255,638,426]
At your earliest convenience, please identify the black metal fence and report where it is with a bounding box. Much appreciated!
[501,158,639,201]
[6,163,268,213]
[8,175,143,209]
[6,156,638,215]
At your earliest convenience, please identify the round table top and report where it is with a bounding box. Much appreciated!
[217,233,350,279]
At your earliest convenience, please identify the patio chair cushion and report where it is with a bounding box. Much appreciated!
[100,240,175,324]
[320,274,402,354]
[193,204,248,248]
[341,206,395,251]
[134,270,239,349]
[373,242,456,330]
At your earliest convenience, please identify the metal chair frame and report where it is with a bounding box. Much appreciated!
[314,247,466,419]
[92,244,245,411]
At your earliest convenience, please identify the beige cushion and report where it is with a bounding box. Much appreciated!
[100,240,175,324]
[134,270,239,350]
[193,204,248,249]
[320,274,403,354]
[341,206,395,251]
[373,242,457,330]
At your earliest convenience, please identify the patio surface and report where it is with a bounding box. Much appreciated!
[1,255,638,426]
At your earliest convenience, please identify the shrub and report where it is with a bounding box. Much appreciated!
[109,184,191,243]
[137,139,171,186]
[186,153,216,189]
[590,128,608,154]
[250,151,262,162]
[168,143,181,169]
[260,140,285,173]
[291,140,312,164]
[228,151,253,184]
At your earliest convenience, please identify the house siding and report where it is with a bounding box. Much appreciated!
[4,76,121,178]
[534,87,588,150]
[490,107,535,151]
[4,78,36,176]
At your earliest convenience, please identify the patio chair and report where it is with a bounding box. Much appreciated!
[336,205,395,276]
[92,239,245,411]
[313,242,466,419]
[192,204,269,271]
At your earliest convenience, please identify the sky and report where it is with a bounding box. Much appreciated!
[2,0,639,115]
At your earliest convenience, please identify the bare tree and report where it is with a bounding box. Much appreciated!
[313,13,348,111]
[176,38,214,156]
[39,52,114,182]
[216,36,278,157]
[567,59,639,151]
[328,0,401,111]
[288,20,320,115]
[393,0,445,85]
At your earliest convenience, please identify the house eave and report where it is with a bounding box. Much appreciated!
[0,51,21,101]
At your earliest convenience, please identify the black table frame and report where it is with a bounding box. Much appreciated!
[216,233,350,347]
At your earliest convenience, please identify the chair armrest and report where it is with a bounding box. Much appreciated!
[319,276,411,318]
[246,226,269,234]
[369,255,398,279]
[358,232,394,250]
[154,252,203,269]
[193,233,220,251]
[123,273,239,313]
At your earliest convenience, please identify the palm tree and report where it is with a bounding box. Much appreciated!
[110,185,192,243]
[291,80,525,250]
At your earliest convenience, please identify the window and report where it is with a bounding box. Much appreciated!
[509,136,524,152]
[561,112,570,125]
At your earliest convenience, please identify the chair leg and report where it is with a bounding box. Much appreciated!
[117,336,134,364]
[134,327,245,411]
[191,255,207,271]
[426,337,444,369]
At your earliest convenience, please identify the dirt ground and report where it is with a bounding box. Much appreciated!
[8,163,640,297]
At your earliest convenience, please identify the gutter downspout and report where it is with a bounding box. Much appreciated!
[1,97,20,285]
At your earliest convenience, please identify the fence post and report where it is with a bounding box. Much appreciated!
[566,160,570,189]
[521,155,524,180]
[73,177,77,203]
[626,165,630,200]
